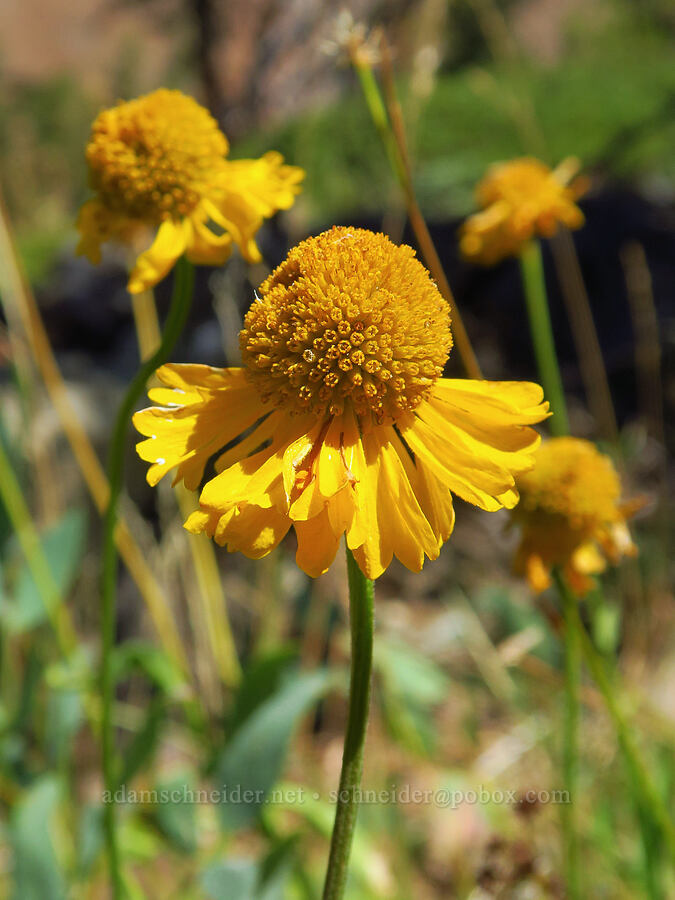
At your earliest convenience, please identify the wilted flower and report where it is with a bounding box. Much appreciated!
[321,10,382,67]
[512,437,639,594]
[77,89,304,292]
[134,227,549,579]
[459,157,588,265]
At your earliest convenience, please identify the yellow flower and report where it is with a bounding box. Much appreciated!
[76,89,304,293]
[459,157,588,265]
[512,437,639,595]
[134,227,549,579]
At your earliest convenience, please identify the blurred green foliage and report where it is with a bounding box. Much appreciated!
[237,9,675,219]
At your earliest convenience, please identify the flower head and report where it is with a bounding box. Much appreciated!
[512,437,639,594]
[77,89,304,293]
[459,157,588,265]
[134,227,549,579]
[321,11,382,67]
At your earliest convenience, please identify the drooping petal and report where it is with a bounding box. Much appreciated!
[389,430,455,547]
[346,426,384,577]
[222,152,304,217]
[372,428,439,571]
[286,412,354,521]
[398,412,515,512]
[433,378,549,425]
[318,415,351,499]
[219,501,290,558]
[214,411,282,474]
[348,427,439,579]
[294,507,342,577]
[76,199,139,265]
[133,364,267,489]
[201,197,261,262]
[284,420,327,518]
[398,378,548,512]
[183,211,235,266]
[186,501,290,559]
[128,219,188,294]
[212,153,304,262]
[198,414,314,513]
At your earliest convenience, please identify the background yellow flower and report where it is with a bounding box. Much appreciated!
[76,89,304,292]
[459,157,588,265]
[512,437,639,594]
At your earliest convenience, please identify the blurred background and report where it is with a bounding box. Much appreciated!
[0,1,673,897]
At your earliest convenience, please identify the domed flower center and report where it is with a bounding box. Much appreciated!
[240,227,452,423]
[517,437,621,532]
[85,89,228,222]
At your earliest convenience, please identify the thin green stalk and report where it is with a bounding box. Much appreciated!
[354,62,408,187]
[0,435,76,656]
[101,257,194,898]
[520,240,577,889]
[553,571,675,867]
[559,577,581,899]
[353,56,483,381]
[322,547,374,900]
[519,240,570,435]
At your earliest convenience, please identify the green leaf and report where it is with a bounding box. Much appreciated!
[215,668,334,830]
[264,784,382,899]
[375,638,449,755]
[2,509,86,635]
[201,859,258,900]
[111,641,186,697]
[118,694,165,788]
[257,837,297,900]
[227,647,298,735]
[200,841,296,900]
[45,687,83,766]
[75,805,104,876]
[152,771,197,853]
[375,639,449,707]
[9,776,65,900]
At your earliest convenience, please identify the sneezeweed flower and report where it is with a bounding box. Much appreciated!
[512,437,639,595]
[134,227,550,579]
[77,89,304,293]
[459,157,589,265]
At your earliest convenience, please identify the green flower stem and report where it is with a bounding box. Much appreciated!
[553,571,675,865]
[322,547,375,900]
[559,575,581,899]
[519,241,578,890]
[354,62,409,188]
[519,239,570,436]
[101,257,194,899]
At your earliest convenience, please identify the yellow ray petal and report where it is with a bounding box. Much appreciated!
[318,414,351,499]
[347,429,387,579]
[398,412,513,511]
[374,428,439,571]
[433,378,549,425]
[222,152,305,217]
[217,502,290,559]
[134,365,266,489]
[128,218,188,294]
[214,411,281,474]
[282,420,325,502]
[295,507,342,577]
[199,416,311,513]
[184,211,235,265]
[390,431,455,546]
